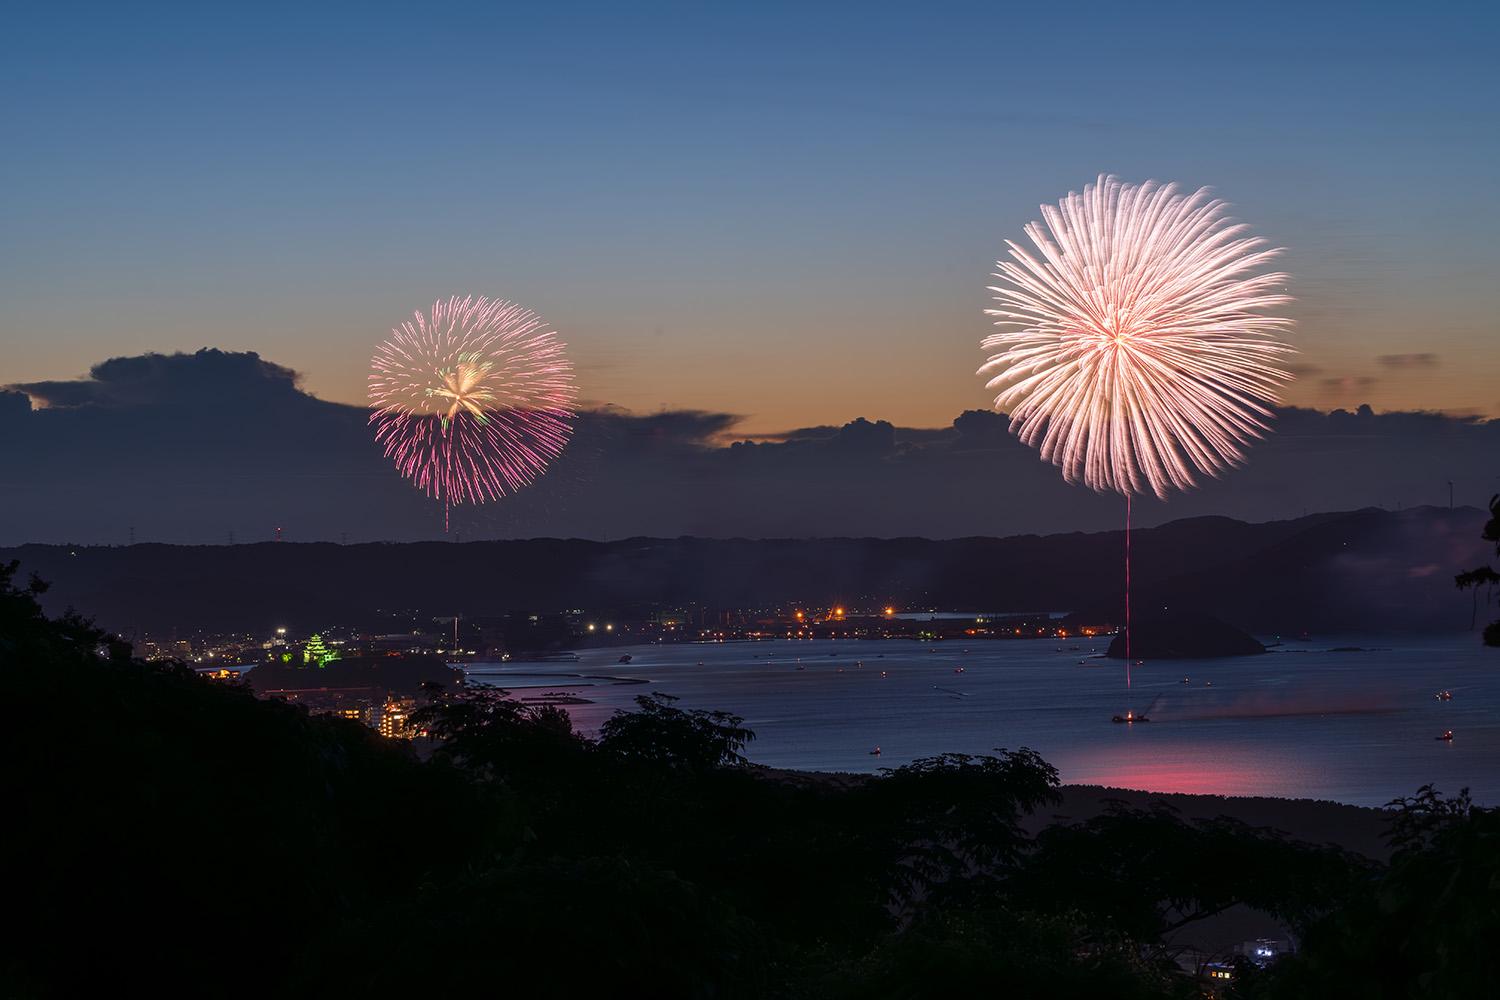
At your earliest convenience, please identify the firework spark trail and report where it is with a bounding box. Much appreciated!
[979,176,1293,698]
[369,296,576,522]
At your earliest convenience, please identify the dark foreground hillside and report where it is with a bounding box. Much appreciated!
[4,562,1497,999]
[2,506,1487,635]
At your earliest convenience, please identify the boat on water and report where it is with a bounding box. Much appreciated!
[869,746,882,756]
[1111,711,1150,724]
[1435,690,1453,701]
[618,654,633,664]
[1437,730,1454,741]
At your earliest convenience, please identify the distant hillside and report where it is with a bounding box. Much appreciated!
[1,506,1487,636]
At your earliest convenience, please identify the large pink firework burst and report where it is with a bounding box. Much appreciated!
[979,175,1294,500]
[369,296,576,511]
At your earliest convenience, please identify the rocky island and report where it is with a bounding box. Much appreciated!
[1106,611,1266,659]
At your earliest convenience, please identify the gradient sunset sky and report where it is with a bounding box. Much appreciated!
[3,1,1496,433]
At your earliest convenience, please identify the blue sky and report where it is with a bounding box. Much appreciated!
[3,0,1497,430]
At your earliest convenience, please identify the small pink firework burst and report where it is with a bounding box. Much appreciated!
[369,296,576,508]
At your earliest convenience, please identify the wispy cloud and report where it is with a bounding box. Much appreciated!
[1376,353,1439,368]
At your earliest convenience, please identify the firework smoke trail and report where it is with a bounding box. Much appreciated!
[979,176,1293,696]
[369,296,577,526]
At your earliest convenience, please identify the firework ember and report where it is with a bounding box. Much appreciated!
[979,175,1294,499]
[369,295,576,509]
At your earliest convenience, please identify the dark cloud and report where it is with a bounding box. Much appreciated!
[1376,353,1439,369]
[0,390,30,421]
[585,405,742,449]
[9,349,302,409]
[2,349,1497,544]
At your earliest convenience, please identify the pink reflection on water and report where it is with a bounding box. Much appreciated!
[1059,744,1309,798]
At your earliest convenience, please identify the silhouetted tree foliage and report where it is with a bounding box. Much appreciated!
[1,561,515,997]
[1238,786,1499,1000]
[598,692,756,769]
[1012,801,1376,950]
[811,908,1193,1000]
[1455,492,1500,645]
[852,751,1061,918]
[308,856,771,998]
[10,562,1491,998]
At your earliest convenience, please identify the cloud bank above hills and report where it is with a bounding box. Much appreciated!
[3,349,1497,544]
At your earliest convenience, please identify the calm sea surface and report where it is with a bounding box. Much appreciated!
[464,634,1500,807]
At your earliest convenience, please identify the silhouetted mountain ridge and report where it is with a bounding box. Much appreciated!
[1,506,1485,636]
[5,503,1482,638]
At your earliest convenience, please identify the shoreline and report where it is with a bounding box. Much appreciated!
[761,767,1394,860]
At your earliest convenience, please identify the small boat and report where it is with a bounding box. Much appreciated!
[618,654,633,664]
[869,746,882,756]
[954,666,965,674]
[1435,690,1453,701]
[1111,711,1150,724]
[1436,730,1454,741]
[880,670,889,678]
[1181,677,1190,684]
